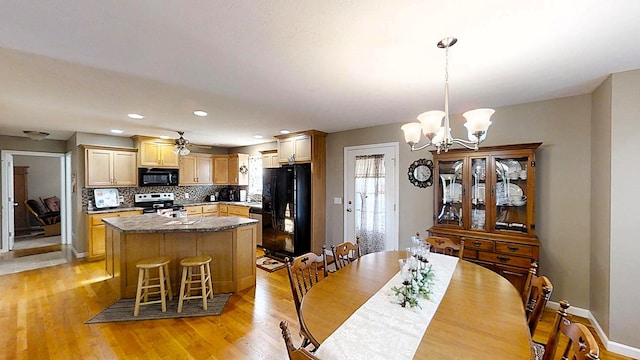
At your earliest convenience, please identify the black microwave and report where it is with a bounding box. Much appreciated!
[138,168,179,187]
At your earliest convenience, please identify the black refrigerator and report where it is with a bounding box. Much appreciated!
[262,164,311,259]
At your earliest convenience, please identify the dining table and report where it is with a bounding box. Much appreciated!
[300,251,532,359]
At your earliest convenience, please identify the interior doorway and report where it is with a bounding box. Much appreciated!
[344,143,399,254]
[1,150,69,255]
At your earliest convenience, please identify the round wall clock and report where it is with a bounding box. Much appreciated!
[407,159,433,188]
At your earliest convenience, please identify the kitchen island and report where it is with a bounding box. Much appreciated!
[102,214,258,299]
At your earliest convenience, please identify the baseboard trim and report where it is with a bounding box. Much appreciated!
[72,247,87,259]
[547,301,640,358]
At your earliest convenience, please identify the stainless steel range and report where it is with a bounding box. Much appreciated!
[134,193,182,214]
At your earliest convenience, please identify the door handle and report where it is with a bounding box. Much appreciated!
[346,208,353,212]
[14,202,19,207]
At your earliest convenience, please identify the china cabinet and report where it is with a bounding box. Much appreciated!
[428,143,541,292]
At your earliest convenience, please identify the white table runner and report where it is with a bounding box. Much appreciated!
[314,253,458,360]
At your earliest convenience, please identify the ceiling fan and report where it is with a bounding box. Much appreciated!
[172,131,211,156]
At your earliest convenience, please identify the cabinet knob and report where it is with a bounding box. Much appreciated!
[473,241,481,247]
[507,246,519,252]
[497,256,511,263]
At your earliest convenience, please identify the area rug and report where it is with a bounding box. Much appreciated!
[256,256,286,273]
[85,293,232,324]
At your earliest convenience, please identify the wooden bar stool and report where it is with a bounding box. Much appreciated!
[178,255,214,313]
[133,256,172,316]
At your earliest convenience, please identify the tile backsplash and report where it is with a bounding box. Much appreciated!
[83,185,244,208]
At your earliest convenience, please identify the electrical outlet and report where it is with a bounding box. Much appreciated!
[184,193,190,199]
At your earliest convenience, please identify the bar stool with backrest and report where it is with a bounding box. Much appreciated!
[133,256,172,316]
[178,255,214,313]
[330,237,361,271]
[426,236,465,259]
[285,247,327,350]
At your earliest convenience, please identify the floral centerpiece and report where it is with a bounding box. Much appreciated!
[391,255,435,309]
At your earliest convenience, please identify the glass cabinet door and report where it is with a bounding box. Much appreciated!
[436,158,464,227]
[470,157,487,231]
[493,155,530,233]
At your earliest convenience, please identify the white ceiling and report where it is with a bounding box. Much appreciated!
[2,1,640,147]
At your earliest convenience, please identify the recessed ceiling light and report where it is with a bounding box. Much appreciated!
[128,113,144,119]
[193,110,208,117]
[280,129,290,134]
[253,135,264,139]
[111,129,124,134]
[159,135,170,139]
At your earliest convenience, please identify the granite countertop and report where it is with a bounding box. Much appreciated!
[179,201,262,209]
[87,206,145,215]
[102,213,258,233]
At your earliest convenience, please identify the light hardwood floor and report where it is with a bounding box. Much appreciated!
[0,248,633,359]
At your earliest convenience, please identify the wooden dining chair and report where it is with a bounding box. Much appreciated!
[279,320,320,360]
[426,236,464,259]
[331,238,360,271]
[285,247,328,349]
[521,263,554,336]
[532,300,600,360]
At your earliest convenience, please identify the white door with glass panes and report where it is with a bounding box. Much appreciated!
[344,143,398,254]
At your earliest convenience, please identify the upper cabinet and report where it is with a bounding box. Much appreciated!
[133,136,179,168]
[261,150,280,168]
[179,153,213,185]
[277,133,311,163]
[229,153,249,185]
[84,146,137,187]
[213,155,229,185]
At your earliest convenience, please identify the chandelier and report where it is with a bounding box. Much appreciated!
[173,131,191,156]
[401,37,494,153]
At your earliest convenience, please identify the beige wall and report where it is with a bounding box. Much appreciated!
[590,75,612,335]
[326,94,593,308]
[609,69,640,347]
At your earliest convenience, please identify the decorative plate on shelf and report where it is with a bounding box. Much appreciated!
[496,182,523,205]
[471,184,486,203]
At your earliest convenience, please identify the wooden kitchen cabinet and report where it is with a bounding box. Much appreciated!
[218,204,228,216]
[134,137,179,168]
[261,150,279,168]
[84,146,137,187]
[228,204,250,218]
[428,142,542,293]
[202,204,219,217]
[277,134,311,163]
[184,204,219,217]
[179,153,213,185]
[213,155,229,184]
[89,210,142,261]
[229,153,249,185]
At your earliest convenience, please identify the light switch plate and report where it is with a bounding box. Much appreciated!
[333,197,342,205]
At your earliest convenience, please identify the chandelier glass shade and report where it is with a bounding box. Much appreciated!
[401,37,494,153]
